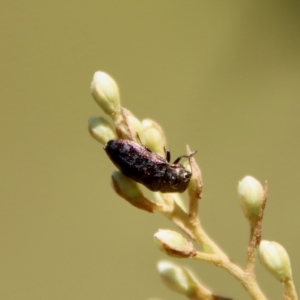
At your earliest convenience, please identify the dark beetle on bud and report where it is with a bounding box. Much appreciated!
[104,139,196,193]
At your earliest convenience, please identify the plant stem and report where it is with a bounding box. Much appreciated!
[191,223,267,300]
[284,278,298,300]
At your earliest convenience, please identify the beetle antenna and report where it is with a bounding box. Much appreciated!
[173,151,197,164]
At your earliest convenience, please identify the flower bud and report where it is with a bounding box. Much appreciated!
[111,171,162,213]
[154,229,196,258]
[157,261,197,296]
[157,261,216,299]
[259,240,292,282]
[91,71,121,120]
[141,119,166,157]
[238,176,264,223]
[88,116,116,144]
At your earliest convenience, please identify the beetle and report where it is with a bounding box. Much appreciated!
[104,139,196,193]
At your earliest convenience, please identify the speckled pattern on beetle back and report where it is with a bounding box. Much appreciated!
[104,139,192,193]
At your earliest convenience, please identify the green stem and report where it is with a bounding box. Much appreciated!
[284,278,298,300]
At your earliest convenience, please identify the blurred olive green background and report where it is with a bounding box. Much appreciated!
[1,1,299,299]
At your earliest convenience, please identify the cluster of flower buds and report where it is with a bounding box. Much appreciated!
[89,71,166,148]
[88,71,174,212]
[238,176,294,286]
[88,71,296,299]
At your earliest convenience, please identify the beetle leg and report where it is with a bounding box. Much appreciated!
[136,133,143,145]
[136,133,152,152]
[164,147,171,163]
[173,151,197,164]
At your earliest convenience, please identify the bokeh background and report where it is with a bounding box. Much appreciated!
[1,1,299,299]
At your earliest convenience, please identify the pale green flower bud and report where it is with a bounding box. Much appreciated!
[259,240,292,282]
[141,118,166,157]
[238,176,264,223]
[91,71,121,120]
[154,229,196,258]
[157,261,221,299]
[88,116,116,144]
[157,261,197,296]
[111,171,162,213]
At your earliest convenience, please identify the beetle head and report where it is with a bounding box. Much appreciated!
[160,164,192,193]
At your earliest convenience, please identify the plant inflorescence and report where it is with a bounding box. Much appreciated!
[88,71,297,300]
